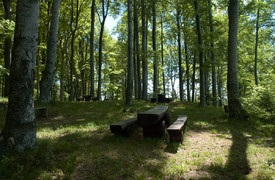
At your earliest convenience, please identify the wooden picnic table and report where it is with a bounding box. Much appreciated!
[137,105,170,138]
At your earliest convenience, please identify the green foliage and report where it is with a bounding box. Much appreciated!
[243,84,275,119]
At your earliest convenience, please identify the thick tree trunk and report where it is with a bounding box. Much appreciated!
[40,0,61,103]
[1,0,40,153]
[126,0,133,106]
[227,0,247,119]
[194,0,206,107]
[192,54,196,102]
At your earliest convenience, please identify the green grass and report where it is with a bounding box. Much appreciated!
[0,100,274,179]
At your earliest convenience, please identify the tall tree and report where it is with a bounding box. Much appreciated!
[3,0,12,97]
[254,7,260,86]
[152,1,158,96]
[208,0,217,106]
[194,0,206,107]
[40,0,61,103]
[227,0,247,119]
[126,0,133,105]
[141,0,148,100]
[97,0,110,101]
[69,0,81,101]
[0,0,40,153]
[90,0,96,97]
[176,8,184,101]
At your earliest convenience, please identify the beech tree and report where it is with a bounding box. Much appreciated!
[227,0,247,119]
[0,0,40,153]
[39,0,61,103]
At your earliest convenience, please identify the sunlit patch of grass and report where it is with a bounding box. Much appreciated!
[0,100,274,179]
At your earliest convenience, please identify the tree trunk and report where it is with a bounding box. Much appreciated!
[126,0,133,106]
[208,0,217,106]
[40,0,61,103]
[3,0,12,97]
[97,0,110,101]
[1,0,40,153]
[133,0,141,100]
[184,38,190,102]
[227,0,247,119]
[194,0,206,107]
[177,9,184,101]
[90,0,96,97]
[192,54,196,102]
[152,2,158,96]
[141,0,148,100]
[161,14,166,96]
[254,8,260,86]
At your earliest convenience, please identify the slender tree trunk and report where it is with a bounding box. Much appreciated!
[227,0,247,119]
[152,2,158,96]
[40,0,61,103]
[208,0,217,106]
[184,39,190,102]
[194,0,206,107]
[134,0,141,99]
[1,0,40,153]
[218,65,223,106]
[126,0,133,106]
[177,9,184,101]
[141,0,148,100]
[69,0,80,101]
[192,54,196,102]
[90,0,96,97]
[97,0,109,101]
[161,14,166,96]
[254,8,260,86]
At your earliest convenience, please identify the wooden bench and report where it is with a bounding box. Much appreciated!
[137,105,170,138]
[167,115,188,143]
[110,117,137,136]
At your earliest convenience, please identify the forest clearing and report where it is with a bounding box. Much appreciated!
[0,100,274,179]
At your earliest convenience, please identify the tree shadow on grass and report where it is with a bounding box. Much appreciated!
[201,120,252,179]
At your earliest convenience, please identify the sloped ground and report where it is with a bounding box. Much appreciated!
[0,100,274,179]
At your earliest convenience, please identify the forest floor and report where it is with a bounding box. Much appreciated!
[0,100,274,179]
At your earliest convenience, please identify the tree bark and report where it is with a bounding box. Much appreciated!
[254,8,260,86]
[152,2,158,96]
[208,0,217,106]
[227,0,247,119]
[40,0,61,103]
[141,0,148,100]
[177,9,184,101]
[1,0,40,153]
[97,0,110,101]
[194,0,206,107]
[126,0,133,106]
[90,0,96,97]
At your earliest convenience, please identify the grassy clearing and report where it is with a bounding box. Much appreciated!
[0,100,274,179]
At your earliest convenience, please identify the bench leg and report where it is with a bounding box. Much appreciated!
[168,130,183,143]
[143,120,165,138]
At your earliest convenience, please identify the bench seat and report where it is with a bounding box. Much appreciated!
[167,115,187,143]
[110,117,137,136]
